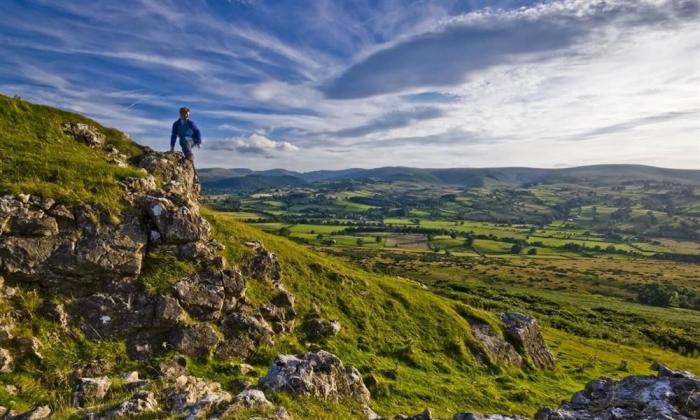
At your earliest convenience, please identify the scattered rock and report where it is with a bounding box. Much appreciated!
[231,389,273,409]
[535,363,700,420]
[12,405,51,420]
[499,312,555,369]
[304,317,341,340]
[453,413,527,420]
[72,376,112,407]
[0,347,13,373]
[394,408,433,420]
[38,300,69,327]
[159,354,189,380]
[260,350,371,407]
[119,371,150,391]
[15,336,43,362]
[239,363,256,376]
[88,390,158,419]
[62,122,105,147]
[163,374,232,418]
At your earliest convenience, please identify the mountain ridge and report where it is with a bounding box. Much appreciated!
[199,164,700,192]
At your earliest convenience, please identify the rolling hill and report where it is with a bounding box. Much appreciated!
[199,164,700,193]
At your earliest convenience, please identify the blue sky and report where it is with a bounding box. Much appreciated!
[1,0,698,170]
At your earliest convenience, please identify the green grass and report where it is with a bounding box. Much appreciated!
[204,210,700,418]
[138,252,199,295]
[0,94,144,212]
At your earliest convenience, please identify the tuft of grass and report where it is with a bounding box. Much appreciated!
[0,94,144,213]
[138,252,198,295]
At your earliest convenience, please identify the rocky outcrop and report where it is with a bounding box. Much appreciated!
[63,123,105,148]
[535,363,700,420]
[260,350,373,415]
[499,312,555,369]
[469,319,523,368]
[0,195,147,289]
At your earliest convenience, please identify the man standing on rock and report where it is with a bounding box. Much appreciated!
[170,107,202,160]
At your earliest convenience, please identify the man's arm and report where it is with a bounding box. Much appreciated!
[170,121,177,150]
[191,120,202,145]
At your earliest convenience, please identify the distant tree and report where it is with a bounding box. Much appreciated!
[375,236,382,243]
[356,238,364,247]
[450,231,457,239]
[464,235,475,248]
[527,248,537,255]
[510,243,523,254]
[279,227,291,237]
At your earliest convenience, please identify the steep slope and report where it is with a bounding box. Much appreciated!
[0,96,697,420]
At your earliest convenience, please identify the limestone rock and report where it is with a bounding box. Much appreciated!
[12,405,51,420]
[454,413,527,420]
[73,291,154,339]
[499,312,555,369]
[153,295,188,327]
[168,323,220,358]
[0,195,147,289]
[72,376,112,407]
[38,300,69,327]
[231,389,273,409]
[468,319,522,368]
[15,336,43,362]
[137,149,200,200]
[260,350,371,407]
[304,317,341,340]
[535,363,700,420]
[172,276,225,321]
[0,347,13,373]
[87,390,158,419]
[215,311,274,360]
[62,122,105,148]
[143,195,210,244]
[244,240,282,284]
[162,374,232,418]
[394,408,433,420]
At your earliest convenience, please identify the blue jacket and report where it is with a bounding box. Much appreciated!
[171,119,202,149]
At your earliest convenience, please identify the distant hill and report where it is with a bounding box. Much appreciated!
[203,173,307,193]
[200,164,700,192]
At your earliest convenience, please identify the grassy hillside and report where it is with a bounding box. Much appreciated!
[0,94,144,212]
[201,210,700,418]
[1,96,697,419]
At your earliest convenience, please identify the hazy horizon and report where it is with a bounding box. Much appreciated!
[1,0,698,171]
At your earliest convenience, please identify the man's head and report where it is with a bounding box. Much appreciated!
[179,107,190,120]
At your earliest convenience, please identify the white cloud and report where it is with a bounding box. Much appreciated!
[208,133,299,157]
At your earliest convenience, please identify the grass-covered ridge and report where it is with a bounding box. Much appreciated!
[0,94,144,212]
[202,210,700,418]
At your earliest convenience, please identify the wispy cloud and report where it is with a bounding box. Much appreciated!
[0,0,697,170]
